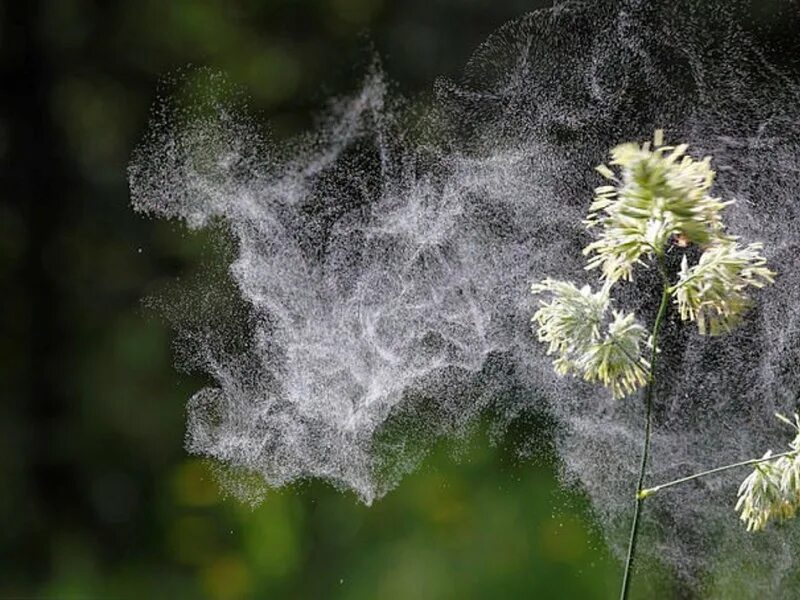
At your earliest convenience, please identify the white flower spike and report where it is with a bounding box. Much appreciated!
[735,454,789,532]
[736,414,800,531]
[584,130,734,282]
[671,241,775,335]
[531,279,649,399]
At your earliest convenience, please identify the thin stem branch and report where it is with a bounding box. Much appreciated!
[639,450,799,499]
[619,269,671,600]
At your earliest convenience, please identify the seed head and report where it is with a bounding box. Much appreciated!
[736,414,800,531]
[736,454,790,532]
[531,279,649,398]
[584,130,733,282]
[671,241,775,335]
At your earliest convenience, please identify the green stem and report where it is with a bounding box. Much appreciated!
[619,276,671,600]
[638,449,798,499]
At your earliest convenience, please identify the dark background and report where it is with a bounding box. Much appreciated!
[10,0,789,597]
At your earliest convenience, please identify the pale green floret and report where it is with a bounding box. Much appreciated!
[531,279,649,399]
[735,454,789,532]
[531,279,607,368]
[577,310,650,398]
[670,241,776,335]
[776,414,800,504]
[778,453,800,505]
[736,414,800,531]
[584,130,733,282]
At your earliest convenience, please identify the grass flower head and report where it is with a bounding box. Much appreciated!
[736,414,800,531]
[584,130,733,281]
[671,241,775,335]
[735,454,790,532]
[531,279,649,398]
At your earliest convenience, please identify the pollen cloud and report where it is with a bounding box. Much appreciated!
[130,0,800,592]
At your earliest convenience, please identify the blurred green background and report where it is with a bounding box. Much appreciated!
[0,1,648,598]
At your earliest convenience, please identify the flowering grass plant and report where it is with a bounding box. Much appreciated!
[531,131,781,599]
